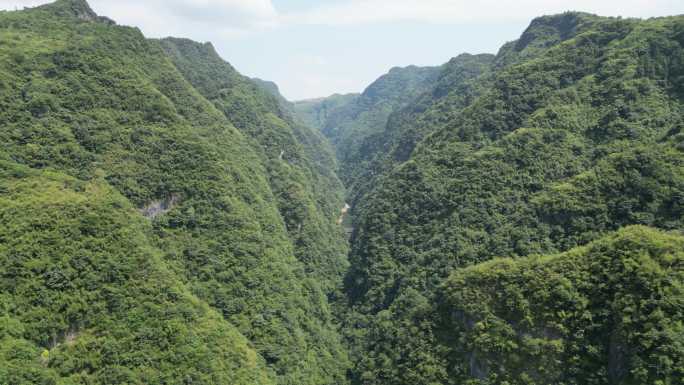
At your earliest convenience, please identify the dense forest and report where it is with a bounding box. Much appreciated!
[0,1,682,385]
[0,1,348,383]
[303,10,684,385]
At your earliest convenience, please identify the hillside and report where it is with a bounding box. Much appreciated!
[295,93,359,133]
[1,1,683,385]
[441,226,683,384]
[295,65,442,189]
[159,37,349,294]
[0,1,349,384]
[0,163,275,384]
[326,12,684,385]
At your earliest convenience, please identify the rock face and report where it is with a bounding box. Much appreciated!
[140,194,180,219]
[337,203,350,225]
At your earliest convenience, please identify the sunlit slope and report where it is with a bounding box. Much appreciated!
[0,162,276,384]
[343,12,684,385]
[0,1,350,384]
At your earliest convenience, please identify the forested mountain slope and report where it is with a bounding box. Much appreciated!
[159,37,349,294]
[295,65,442,189]
[0,163,275,385]
[295,93,359,134]
[250,76,346,217]
[441,226,683,384]
[329,12,684,385]
[1,1,683,385]
[0,1,349,384]
[351,54,495,207]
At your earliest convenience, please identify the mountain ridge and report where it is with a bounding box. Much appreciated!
[0,1,350,383]
[297,11,684,385]
[0,1,682,384]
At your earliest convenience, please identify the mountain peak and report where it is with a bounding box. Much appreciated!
[252,78,282,98]
[161,37,225,63]
[515,11,598,52]
[38,0,111,23]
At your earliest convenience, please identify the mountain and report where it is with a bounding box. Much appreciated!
[349,53,495,207]
[295,65,442,190]
[295,93,359,133]
[2,1,683,385]
[0,1,349,384]
[440,226,684,384]
[315,11,684,385]
[158,37,349,293]
[0,163,275,385]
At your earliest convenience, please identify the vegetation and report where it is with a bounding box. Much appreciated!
[294,65,442,191]
[159,37,352,382]
[1,1,683,384]
[0,1,348,384]
[345,54,494,207]
[159,34,349,296]
[295,93,359,134]
[0,162,275,385]
[314,12,684,385]
[441,226,684,384]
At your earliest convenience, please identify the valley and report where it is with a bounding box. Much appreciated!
[0,1,682,385]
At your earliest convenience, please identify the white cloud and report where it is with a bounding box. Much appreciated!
[1,0,681,38]
[1,0,682,99]
[0,0,279,38]
[0,0,47,9]
[282,0,683,26]
[95,0,278,39]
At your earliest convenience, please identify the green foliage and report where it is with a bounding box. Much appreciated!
[337,12,684,385]
[295,65,442,190]
[441,226,684,384]
[0,1,350,384]
[345,53,495,207]
[159,37,350,294]
[0,162,275,385]
[294,93,359,133]
[2,2,684,384]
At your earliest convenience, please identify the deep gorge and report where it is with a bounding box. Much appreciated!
[0,1,682,385]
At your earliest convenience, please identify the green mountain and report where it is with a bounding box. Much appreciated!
[0,1,349,384]
[317,11,684,385]
[441,226,683,384]
[295,65,442,190]
[296,55,494,208]
[158,37,349,294]
[350,54,495,207]
[1,2,683,385]
[0,163,274,385]
[295,93,359,134]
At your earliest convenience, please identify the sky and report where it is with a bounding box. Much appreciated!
[1,1,682,100]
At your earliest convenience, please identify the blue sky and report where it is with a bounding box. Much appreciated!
[2,0,683,100]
